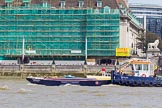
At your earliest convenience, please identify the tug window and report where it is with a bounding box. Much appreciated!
[143,64,148,70]
[135,64,142,70]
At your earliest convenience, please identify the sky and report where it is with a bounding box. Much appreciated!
[128,0,162,5]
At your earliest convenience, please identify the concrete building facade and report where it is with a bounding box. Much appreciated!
[117,1,144,56]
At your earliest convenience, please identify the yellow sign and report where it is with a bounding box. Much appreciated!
[116,48,131,57]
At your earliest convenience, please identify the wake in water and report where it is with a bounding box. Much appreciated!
[16,88,32,94]
[63,84,79,87]
[27,83,38,86]
[26,83,45,87]
[0,85,9,90]
[101,84,120,87]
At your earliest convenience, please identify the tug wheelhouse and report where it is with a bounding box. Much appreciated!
[130,59,154,77]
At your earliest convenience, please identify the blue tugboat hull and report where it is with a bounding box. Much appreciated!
[111,71,162,87]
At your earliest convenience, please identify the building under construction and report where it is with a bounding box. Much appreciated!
[0,0,120,64]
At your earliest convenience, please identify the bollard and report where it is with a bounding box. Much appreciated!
[111,70,115,84]
[51,64,56,73]
[20,64,24,71]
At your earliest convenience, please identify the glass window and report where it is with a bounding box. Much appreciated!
[135,64,142,70]
[143,64,148,70]
[97,1,102,8]
[79,1,84,8]
[60,1,65,8]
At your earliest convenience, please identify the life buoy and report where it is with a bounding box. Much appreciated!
[95,81,99,85]
[141,74,146,77]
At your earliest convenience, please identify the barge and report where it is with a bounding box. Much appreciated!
[26,74,111,86]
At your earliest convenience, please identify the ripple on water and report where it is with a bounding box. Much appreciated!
[79,103,113,107]
[89,90,100,94]
[59,90,66,93]
[80,103,133,108]
[94,93,106,97]
[73,89,89,93]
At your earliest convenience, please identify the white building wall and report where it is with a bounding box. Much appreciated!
[120,19,128,48]
[120,18,143,56]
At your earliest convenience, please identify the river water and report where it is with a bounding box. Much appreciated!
[0,79,162,108]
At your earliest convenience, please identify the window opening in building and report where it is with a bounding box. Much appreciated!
[60,1,65,8]
[43,2,48,7]
[97,1,102,8]
[79,1,84,8]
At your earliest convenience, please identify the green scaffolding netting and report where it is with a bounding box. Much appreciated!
[0,6,120,57]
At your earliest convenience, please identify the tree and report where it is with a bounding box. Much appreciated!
[159,39,162,50]
[136,32,147,53]
[146,32,160,42]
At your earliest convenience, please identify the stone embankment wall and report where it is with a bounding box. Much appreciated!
[0,65,115,78]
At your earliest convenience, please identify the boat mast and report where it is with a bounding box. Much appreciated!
[22,37,25,64]
[85,37,87,64]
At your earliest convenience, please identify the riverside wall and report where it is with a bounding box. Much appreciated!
[0,65,115,78]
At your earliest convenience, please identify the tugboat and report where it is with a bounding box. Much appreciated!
[111,58,162,87]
